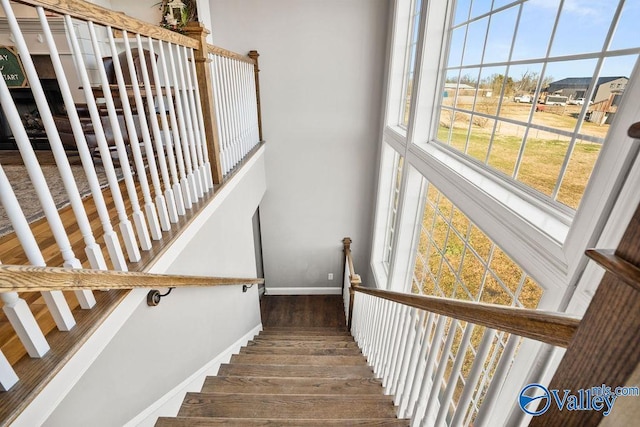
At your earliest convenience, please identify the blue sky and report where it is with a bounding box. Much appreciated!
[448,0,639,82]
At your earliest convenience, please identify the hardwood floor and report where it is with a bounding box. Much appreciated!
[260,295,346,328]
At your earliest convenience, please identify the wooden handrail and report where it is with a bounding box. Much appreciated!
[586,249,640,293]
[12,0,199,49]
[207,44,257,64]
[353,287,579,347]
[0,264,263,292]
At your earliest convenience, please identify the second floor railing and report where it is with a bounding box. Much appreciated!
[0,0,263,401]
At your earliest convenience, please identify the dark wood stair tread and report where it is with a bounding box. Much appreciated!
[156,416,410,426]
[229,353,368,366]
[246,339,359,349]
[256,334,355,341]
[240,345,362,355]
[259,329,351,336]
[218,363,376,379]
[202,376,385,394]
[177,392,398,419]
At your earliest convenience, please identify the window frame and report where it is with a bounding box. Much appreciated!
[381,0,640,308]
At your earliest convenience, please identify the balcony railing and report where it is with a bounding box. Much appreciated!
[0,0,262,402]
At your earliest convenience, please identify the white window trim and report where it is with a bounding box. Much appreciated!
[370,141,404,289]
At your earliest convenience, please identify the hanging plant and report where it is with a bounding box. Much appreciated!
[155,0,198,33]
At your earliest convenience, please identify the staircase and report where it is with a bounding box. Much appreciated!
[156,327,409,425]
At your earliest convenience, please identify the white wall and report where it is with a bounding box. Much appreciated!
[210,0,389,290]
[41,152,266,427]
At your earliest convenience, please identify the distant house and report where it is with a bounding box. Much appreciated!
[546,76,628,103]
[443,82,476,98]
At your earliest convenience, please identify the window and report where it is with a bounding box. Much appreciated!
[435,0,639,211]
[413,181,543,308]
[370,142,405,287]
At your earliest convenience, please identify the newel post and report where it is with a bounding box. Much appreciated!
[348,274,361,331]
[248,50,263,142]
[184,22,224,184]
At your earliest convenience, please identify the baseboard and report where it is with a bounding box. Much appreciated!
[124,323,263,427]
[266,287,342,295]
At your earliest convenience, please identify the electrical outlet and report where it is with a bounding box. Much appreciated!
[328,273,334,280]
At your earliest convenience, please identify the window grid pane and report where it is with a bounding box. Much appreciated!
[436,0,640,211]
[412,181,544,309]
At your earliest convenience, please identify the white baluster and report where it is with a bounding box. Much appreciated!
[109,29,163,240]
[367,297,381,365]
[133,34,173,231]
[359,295,370,355]
[0,2,96,309]
[167,43,198,202]
[0,165,75,331]
[382,302,401,385]
[396,309,425,406]
[180,45,207,194]
[390,307,416,396]
[0,290,49,360]
[218,57,233,172]
[158,40,192,209]
[38,8,127,271]
[450,328,496,426]
[473,334,520,427]
[432,322,475,426]
[241,61,252,156]
[210,55,229,175]
[412,316,451,426]
[87,22,152,252]
[228,58,242,167]
[189,47,213,188]
[402,311,435,418]
[64,15,141,263]
[371,298,387,374]
[386,305,410,393]
[0,349,18,391]
[374,299,393,375]
[148,38,184,219]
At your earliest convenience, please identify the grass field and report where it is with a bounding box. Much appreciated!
[437,122,601,209]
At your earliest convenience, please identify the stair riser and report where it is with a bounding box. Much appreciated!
[230,354,368,366]
[259,331,351,336]
[202,376,385,395]
[178,393,398,419]
[240,347,362,356]
[254,335,354,342]
[247,340,359,349]
[217,364,376,379]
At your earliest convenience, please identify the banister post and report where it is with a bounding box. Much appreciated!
[348,274,361,331]
[247,50,263,142]
[342,237,352,293]
[184,22,224,184]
